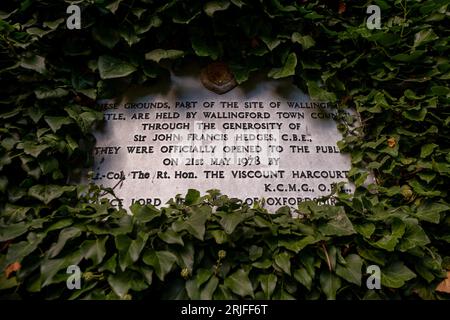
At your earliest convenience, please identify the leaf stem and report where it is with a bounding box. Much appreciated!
[321,242,332,272]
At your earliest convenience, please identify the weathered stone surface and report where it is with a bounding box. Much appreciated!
[93,71,353,211]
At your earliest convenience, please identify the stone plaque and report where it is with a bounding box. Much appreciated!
[93,72,353,210]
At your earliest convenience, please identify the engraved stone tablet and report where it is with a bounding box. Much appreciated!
[93,72,353,210]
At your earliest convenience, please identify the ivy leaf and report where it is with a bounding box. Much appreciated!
[142,250,177,281]
[417,172,436,184]
[210,230,228,244]
[258,274,277,299]
[20,141,49,157]
[106,0,123,14]
[306,81,337,101]
[224,269,254,298]
[35,88,69,100]
[40,258,70,288]
[185,189,200,205]
[268,52,297,79]
[64,107,102,134]
[320,271,341,300]
[200,276,219,300]
[382,261,416,288]
[436,272,450,294]
[92,24,120,49]
[173,206,211,240]
[415,202,448,224]
[397,223,430,252]
[20,55,46,74]
[260,35,281,51]
[40,248,87,287]
[81,237,108,265]
[204,1,230,17]
[291,32,315,50]
[173,12,201,24]
[119,25,140,46]
[293,268,312,291]
[335,254,363,286]
[354,223,376,238]
[431,86,450,96]
[230,0,245,7]
[98,55,136,80]
[128,232,149,262]
[274,252,291,275]
[249,245,263,261]
[44,116,73,133]
[39,158,59,175]
[413,29,438,48]
[139,266,153,286]
[269,0,296,12]
[145,49,185,63]
[177,242,195,271]
[47,227,82,258]
[191,36,220,60]
[99,254,117,273]
[26,107,44,123]
[278,236,319,253]
[409,180,441,196]
[371,219,405,251]
[108,271,132,297]
[300,253,316,278]
[185,279,200,299]
[404,89,424,100]
[130,203,161,223]
[4,262,21,279]
[253,259,272,269]
[0,220,42,242]
[2,233,45,269]
[28,185,74,204]
[318,211,355,236]
[0,274,18,290]
[158,228,184,245]
[420,143,437,158]
[402,108,427,121]
[115,234,132,271]
[43,18,64,30]
[219,211,247,234]
[229,64,251,84]
[392,50,425,62]
[196,268,213,287]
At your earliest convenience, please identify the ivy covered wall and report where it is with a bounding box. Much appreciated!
[0,0,449,299]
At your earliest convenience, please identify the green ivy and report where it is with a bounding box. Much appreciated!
[0,0,449,300]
